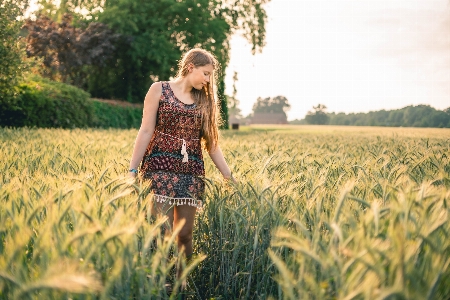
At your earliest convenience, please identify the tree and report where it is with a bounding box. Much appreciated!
[39,0,269,54]
[227,71,242,118]
[0,0,28,101]
[252,95,291,118]
[444,107,450,115]
[24,14,125,89]
[305,104,329,125]
[33,0,270,124]
[387,110,404,127]
[326,105,450,128]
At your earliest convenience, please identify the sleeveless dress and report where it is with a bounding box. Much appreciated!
[140,82,205,208]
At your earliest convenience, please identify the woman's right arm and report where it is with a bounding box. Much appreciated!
[128,82,162,176]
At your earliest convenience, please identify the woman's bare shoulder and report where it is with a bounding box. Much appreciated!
[145,82,163,101]
[149,81,163,94]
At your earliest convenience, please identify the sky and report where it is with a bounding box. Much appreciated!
[224,0,450,120]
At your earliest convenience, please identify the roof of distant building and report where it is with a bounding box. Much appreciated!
[250,112,288,124]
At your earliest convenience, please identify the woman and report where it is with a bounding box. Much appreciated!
[128,48,233,266]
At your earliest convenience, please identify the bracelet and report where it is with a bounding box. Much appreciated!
[129,168,138,174]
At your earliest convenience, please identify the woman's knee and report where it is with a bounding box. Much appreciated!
[177,230,193,245]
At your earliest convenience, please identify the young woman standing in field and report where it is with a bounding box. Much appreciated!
[128,48,233,274]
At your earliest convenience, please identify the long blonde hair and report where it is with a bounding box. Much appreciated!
[176,48,221,152]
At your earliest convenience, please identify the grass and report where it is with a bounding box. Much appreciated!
[1,125,449,299]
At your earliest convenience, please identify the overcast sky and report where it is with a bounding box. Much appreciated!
[225,0,450,120]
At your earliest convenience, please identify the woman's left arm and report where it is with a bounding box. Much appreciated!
[208,145,233,180]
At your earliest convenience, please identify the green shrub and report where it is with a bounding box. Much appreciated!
[1,75,143,129]
[0,0,27,102]
[90,100,142,128]
[1,76,93,128]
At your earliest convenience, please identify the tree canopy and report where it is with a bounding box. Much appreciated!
[305,104,329,125]
[0,0,28,101]
[27,0,270,125]
[24,14,125,88]
[252,95,291,116]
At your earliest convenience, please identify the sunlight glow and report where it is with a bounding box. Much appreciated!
[225,0,450,120]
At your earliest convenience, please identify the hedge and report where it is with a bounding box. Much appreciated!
[90,100,142,128]
[0,76,143,129]
[1,76,93,128]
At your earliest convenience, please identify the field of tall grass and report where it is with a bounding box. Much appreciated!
[1,125,449,299]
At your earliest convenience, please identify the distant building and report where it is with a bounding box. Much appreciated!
[228,114,243,129]
[250,113,288,124]
[228,114,241,125]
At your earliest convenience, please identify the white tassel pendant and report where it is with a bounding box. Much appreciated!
[181,139,188,162]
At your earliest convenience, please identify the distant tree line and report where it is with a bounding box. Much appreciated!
[291,104,450,128]
[328,105,450,128]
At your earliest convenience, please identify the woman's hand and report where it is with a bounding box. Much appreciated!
[208,145,237,183]
[223,172,237,184]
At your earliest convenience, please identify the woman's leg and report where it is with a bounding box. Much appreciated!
[173,205,197,257]
[173,204,197,294]
[152,200,196,255]
[152,199,174,236]
[151,200,176,294]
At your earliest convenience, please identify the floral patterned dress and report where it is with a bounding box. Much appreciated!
[140,82,205,208]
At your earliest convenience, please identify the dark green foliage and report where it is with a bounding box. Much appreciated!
[82,0,268,102]
[218,76,229,129]
[90,0,231,103]
[327,105,450,128]
[0,75,142,129]
[23,14,125,89]
[0,0,28,102]
[24,0,270,128]
[90,101,142,129]
[1,76,93,128]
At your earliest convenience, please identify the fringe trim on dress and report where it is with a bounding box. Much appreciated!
[153,194,203,208]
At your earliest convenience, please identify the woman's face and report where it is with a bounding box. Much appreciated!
[189,64,214,90]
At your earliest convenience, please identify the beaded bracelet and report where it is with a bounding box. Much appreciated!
[129,168,138,174]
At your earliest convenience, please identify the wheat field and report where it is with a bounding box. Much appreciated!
[1,125,449,299]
